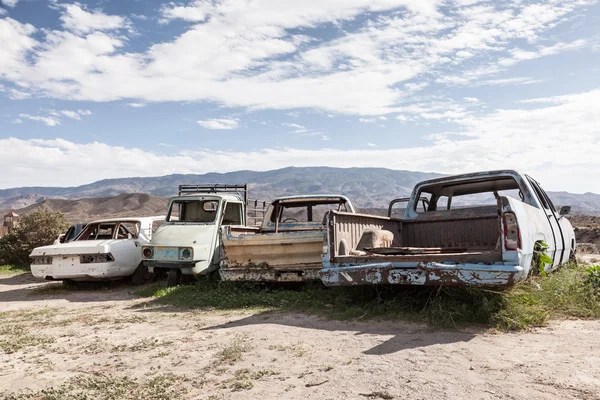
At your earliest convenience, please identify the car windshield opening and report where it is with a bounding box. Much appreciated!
[271,200,349,223]
[167,200,219,223]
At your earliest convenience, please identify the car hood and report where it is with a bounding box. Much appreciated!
[30,239,130,257]
[151,224,218,248]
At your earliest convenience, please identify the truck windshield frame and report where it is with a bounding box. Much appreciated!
[166,198,222,223]
[414,175,524,212]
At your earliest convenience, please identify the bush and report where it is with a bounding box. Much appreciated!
[0,210,70,266]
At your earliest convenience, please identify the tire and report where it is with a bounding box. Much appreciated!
[131,263,155,285]
[167,268,181,287]
[62,279,77,288]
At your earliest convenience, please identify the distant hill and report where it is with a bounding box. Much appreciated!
[12,193,168,223]
[0,193,48,210]
[0,167,598,215]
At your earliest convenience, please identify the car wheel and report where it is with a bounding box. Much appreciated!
[131,263,155,285]
[62,279,77,287]
[167,268,181,287]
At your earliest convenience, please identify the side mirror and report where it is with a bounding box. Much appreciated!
[58,234,66,243]
[559,206,571,216]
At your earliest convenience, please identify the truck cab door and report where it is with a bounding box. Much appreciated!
[527,178,564,270]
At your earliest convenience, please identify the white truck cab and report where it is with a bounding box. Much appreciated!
[142,184,260,286]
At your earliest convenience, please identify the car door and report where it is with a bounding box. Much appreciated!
[113,222,142,267]
[526,177,564,270]
[535,183,572,265]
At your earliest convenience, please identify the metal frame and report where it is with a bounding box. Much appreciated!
[178,184,248,203]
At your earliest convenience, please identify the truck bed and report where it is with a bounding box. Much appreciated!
[321,206,513,287]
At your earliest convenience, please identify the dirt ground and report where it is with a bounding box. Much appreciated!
[1,273,600,400]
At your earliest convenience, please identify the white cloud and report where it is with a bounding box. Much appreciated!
[367,143,377,147]
[127,103,146,108]
[59,3,130,34]
[404,82,429,91]
[1,0,19,7]
[18,113,60,126]
[359,118,378,123]
[197,118,239,130]
[282,123,305,129]
[3,88,599,192]
[8,89,31,100]
[0,8,6,15]
[464,97,479,103]
[321,135,330,141]
[160,1,211,23]
[498,40,586,68]
[58,109,92,120]
[10,118,22,124]
[476,77,544,86]
[0,0,589,115]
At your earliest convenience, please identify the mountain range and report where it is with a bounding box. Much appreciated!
[1,167,599,216]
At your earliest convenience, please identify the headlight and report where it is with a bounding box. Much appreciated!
[30,256,52,265]
[142,247,154,259]
[80,253,114,263]
[180,248,192,260]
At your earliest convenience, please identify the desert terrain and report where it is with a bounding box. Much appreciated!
[1,270,600,400]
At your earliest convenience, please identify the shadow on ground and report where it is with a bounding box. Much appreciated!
[197,310,479,355]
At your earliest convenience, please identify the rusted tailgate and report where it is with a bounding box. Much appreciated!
[219,227,324,282]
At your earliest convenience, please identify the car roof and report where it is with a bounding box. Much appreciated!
[86,216,165,224]
[172,193,244,202]
[273,194,352,203]
[416,170,523,187]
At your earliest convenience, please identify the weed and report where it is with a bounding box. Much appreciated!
[4,373,188,400]
[111,338,170,353]
[137,262,600,331]
[215,336,251,365]
[585,265,600,295]
[0,324,55,354]
[0,264,29,274]
[230,379,254,391]
[319,364,334,372]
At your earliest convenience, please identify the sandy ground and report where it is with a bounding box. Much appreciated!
[1,273,600,400]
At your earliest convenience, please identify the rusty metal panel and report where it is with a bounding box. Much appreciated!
[401,217,498,249]
[330,212,402,257]
[320,262,524,288]
[220,228,324,282]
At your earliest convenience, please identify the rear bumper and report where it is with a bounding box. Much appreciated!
[143,260,208,275]
[219,267,321,282]
[31,262,134,281]
[319,262,525,288]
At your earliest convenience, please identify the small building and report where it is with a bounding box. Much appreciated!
[0,212,19,237]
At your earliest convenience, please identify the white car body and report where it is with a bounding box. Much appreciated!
[30,216,165,281]
[142,194,248,277]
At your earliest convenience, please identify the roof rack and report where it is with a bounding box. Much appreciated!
[178,184,248,203]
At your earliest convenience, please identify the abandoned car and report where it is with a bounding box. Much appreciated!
[30,216,165,285]
[142,184,264,286]
[53,223,85,245]
[220,195,355,282]
[320,170,576,288]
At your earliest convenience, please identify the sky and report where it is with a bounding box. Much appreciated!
[0,0,599,193]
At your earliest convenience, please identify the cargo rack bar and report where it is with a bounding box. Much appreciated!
[178,184,249,204]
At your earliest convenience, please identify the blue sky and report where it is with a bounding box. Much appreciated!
[0,0,599,192]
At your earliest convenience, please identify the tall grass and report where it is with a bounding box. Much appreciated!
[137,262,600,331]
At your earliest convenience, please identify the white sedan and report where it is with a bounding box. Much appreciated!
[30,216,165,285]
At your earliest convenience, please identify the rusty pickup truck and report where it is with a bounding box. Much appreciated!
[320,170,576,288]
[220,195,355,282]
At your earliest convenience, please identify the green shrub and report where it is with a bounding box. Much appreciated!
[0,210,69,266]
